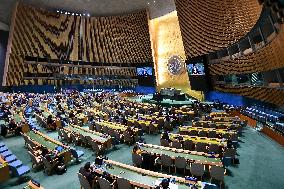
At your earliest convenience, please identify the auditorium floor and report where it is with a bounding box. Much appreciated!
[1,125,284,189]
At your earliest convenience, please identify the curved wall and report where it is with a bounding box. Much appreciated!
[4,4,153,86]
[175,0,262,58]
[209,24,284,75]
[10,4,152,63]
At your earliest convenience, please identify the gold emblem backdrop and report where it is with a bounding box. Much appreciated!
[149,11,203,100]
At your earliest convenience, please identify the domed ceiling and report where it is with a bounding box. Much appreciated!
[0,0,176,30]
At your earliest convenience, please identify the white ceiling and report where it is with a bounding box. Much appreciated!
[0,0,176,30]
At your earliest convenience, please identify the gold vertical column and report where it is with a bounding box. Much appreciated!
[2,1,18,86]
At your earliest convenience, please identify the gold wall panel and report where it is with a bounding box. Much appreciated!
[149,11,203,100]
[4,4,153,86]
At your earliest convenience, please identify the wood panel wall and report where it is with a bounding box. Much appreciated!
[5,4,153,86]
[209,24,284,75]
[214,85,284,106]
[175,0,262,59]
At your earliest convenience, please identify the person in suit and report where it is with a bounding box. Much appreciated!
[46,115,56,131]
[192,65,200,75]
[102,171,116,184]
[161,131,171,143]
[155,178,170,189]
[79,162,97,185]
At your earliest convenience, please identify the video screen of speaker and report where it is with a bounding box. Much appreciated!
[187,63,205,75]
[137,67,153,76]
[186,56,210,92]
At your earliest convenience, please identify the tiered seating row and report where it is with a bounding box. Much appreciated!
[214,85,284,107]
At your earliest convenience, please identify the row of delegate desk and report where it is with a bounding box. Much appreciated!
[168,133,227,146]
[25,130,72,164]
[63,124,112,151]
[161,114,243,157]
[93,159,216,189]
[0,113,30,136]
[138,143,222,167]
[179,126,237,138]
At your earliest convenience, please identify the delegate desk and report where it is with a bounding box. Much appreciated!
[24,180,45,189]
[168,133,227,147]
[14,114,30,133]
[179,126,237,137]
[192,121,240,130]
[76,113,88,125]
[35,111,52,125]
[97,121,139,133]
[209,112,229,118]
[212,117,241,123]
[127,118,159,129]
[0,114,30,134]
[133,114,179,126]
[0,156,10,182]
[138,143,222,167]
[36,111,62,129]
[26,131,71,164]
[65,125,112,149]
[86,108,109,120]
[94,159,209,189]
[174,109,196,118]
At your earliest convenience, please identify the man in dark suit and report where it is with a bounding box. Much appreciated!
[79,162,97,185]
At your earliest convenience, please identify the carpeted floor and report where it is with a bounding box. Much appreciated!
[0,123,284,189]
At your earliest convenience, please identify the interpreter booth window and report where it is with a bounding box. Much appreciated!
[262,70,282,88]
[235,74,251,86]
[249,73,264,86]
[224,75,234,86]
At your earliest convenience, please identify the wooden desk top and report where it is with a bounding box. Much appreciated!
[94,159,204,189]
[25,180,44,189]
[179,126,237,135]
[138,143,222,166]
[0,156,8,167]
[168,133,227,146]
